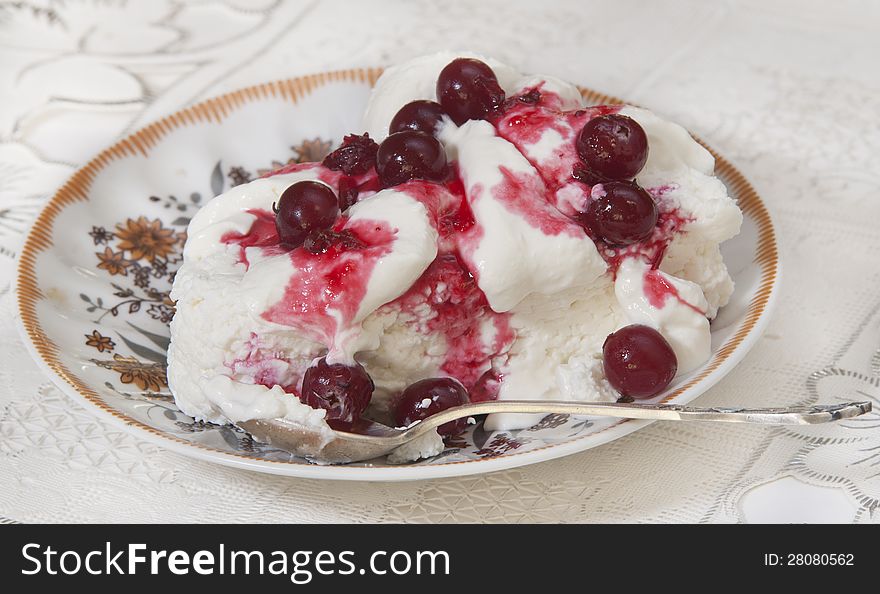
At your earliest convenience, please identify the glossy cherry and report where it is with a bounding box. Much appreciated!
[436,58,506,125]
[376,130,448,187]
[300,357,374,428]
[394,377,470,436]
[389,100,448,135]
[603,325,677,399]
[579,181,658,246]
[274,181,339,248]
[576,114,648,180]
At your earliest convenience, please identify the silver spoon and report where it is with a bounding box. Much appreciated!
[239,400,872,464]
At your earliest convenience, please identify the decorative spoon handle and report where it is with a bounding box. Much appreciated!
[383,400,873,443]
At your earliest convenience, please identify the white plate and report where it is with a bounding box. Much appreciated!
[16,69,780,481]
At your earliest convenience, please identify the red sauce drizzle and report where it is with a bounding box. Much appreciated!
[389,253,515,391]
[643,269,706,315]
[491,166,584,237]
[220,208,285,268]
[262,219,395,345]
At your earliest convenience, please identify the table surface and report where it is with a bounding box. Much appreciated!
[1,0,878,523]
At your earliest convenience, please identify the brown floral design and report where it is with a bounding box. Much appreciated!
[293,138,333,162]
[85,213,186,325]
[474,434,525,458]
[227,166,252,187]
[84,330,115,353]
[89,226,113,245]
[147,303,175,324]
[527,413,569,431]
[96,247,131,276]
[115,216,178,263]
[93,354,167,392]
[253,138,333,178]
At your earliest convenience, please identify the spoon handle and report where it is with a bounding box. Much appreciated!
[245,401,873,464]
[394,400,873,441]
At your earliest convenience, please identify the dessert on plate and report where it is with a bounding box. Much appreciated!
[167,52,742,462]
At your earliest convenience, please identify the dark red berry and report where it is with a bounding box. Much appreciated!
[376,130,448,187]
[322,133,379,175]
[300,357,374,428]
[394,377,470,436]
[274,181,339,248]
[436,58,506,125]
[389,100,447,135]
[579,181,658,246]
[576,114,648,180]
[603,325,677,399]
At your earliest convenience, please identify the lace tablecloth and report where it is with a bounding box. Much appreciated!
[1,0,878,523]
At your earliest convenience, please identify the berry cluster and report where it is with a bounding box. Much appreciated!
[573,115,658,247]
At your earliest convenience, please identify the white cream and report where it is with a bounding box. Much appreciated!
[169,174,439,430]
[511,74,586,110]
[200,376,329,427]
[348,192,438,324]
[485,282,625,430]
[622,106,743,246]
[385,431,445,464]
[614,257,711,374]
[440,119,606,312]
